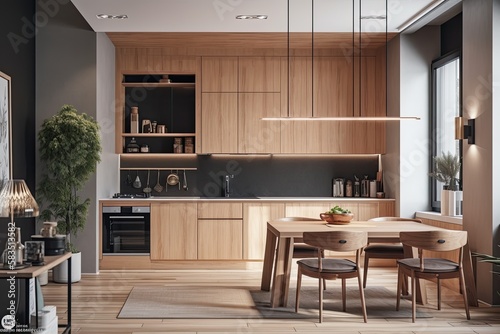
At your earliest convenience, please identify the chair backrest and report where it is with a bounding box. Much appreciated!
[303,231,368,252]
[275,217,322,222]
[368,217,422,223]
[399,230,467,252]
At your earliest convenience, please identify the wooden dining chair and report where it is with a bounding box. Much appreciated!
[295,230,368,323]
[363,217,422,288]
[396,230,470,322]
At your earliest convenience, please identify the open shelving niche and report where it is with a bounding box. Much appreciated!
[119,73,197,156]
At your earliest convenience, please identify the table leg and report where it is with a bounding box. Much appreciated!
[270,237,293,308]
[281,237,294,307]
[462,243,478,307]
[261,228,277,291]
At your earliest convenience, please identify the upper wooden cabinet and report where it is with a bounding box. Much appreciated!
[201,57,238,92]
[238,93,281,153]
[239,57,281,92]
[201,93,238,153]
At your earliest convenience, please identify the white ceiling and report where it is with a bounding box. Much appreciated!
[71,0,447,33]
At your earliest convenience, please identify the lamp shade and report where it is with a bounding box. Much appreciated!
[0,179,39,218]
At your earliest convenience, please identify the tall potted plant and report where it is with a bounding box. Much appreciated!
[37,105,101,283]
[429,151,461,216]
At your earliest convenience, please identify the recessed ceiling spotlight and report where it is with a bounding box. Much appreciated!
[236,15,268,20]
[96,14,128,19]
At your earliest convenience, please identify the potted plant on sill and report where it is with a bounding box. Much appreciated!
[429,151,461,216]
[37,105,101,283]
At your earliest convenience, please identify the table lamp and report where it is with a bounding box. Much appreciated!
[0,179,39,269]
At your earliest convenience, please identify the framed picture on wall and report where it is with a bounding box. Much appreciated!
[0,71,12,188]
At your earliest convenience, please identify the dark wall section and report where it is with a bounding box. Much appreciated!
[441,13,462,55]
[119,156,379,198]
[0,1,36,242]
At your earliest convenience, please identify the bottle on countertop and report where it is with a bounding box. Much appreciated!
[130,107,139,133]
[354,175,360,197]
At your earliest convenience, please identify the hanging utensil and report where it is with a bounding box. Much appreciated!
[143,170,152,193]
[153,170,163,193]
[126,170,133,186]
[177,170,181,190]
[166,170,179,186]
[133,171,142,189]
[183,170,188,191]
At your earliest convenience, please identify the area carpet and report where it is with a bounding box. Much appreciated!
[118,285,430,319]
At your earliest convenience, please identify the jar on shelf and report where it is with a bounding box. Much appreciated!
[126,137,140,153]
[130,107,139,133]
[140,144,150,153]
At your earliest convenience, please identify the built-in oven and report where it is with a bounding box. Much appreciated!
[102,206,150,254]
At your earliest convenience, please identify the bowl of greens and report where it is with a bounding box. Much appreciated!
[320,206,354,224]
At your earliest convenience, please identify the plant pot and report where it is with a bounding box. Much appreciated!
[441,190,463,216]
[53,251,81,283]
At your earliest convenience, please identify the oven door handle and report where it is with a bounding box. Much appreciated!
[109,216,146,219]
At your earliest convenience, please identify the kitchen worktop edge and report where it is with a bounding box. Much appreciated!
[100,197,396,203]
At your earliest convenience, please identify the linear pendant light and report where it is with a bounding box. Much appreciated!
[262,0,421,122]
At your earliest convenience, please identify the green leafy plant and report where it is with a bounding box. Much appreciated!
[473,246,500,295]
[429,151,461,191]
[37,105,102,252]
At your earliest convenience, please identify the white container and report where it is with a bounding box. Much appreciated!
[130,107,139,133]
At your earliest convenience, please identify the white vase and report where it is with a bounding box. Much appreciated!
[53,251,81,283]
[441,190,463,216]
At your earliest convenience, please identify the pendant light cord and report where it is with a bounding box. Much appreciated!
[287,0,290,118]
[311,0,314,117]
[359,0,362,117]
[352,0,355,117]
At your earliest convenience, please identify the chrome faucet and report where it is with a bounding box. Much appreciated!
[223,174,234,197]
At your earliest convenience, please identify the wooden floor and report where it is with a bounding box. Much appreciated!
[42,263,500,334]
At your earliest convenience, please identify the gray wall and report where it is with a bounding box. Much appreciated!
[384,27,440,217]
[35,1,98,273]
[463,0,500,305]
[95,33,117,272]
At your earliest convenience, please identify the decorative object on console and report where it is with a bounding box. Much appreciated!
[0,179,40,269]
[429,151,462,216]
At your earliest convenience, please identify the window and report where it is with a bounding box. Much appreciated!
[431,51,462,211]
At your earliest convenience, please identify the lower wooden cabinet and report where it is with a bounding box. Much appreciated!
[197,219,243,259]
[243,203,285,260]
[150,203,197,260]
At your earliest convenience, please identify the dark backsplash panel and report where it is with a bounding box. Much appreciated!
[119,155,379,198]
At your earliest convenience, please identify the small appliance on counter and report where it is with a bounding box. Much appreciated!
[332,178,344,197]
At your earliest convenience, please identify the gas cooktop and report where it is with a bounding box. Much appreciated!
[112,193,150,199]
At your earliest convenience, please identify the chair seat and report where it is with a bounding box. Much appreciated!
[364,244,404,254]
[397,258,459,273]
[298,258,357,273]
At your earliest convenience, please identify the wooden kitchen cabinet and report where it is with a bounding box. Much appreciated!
[243,203,285,260]
[197,202,243,260]
[238,93,281,153]
[239,57,281,92]
[150,202,197,260]
[201,57,238,92]
[201,93,238,153]
[197,219,243,259]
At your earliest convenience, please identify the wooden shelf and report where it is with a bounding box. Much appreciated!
[120,153,197,158]
[122,133,195,137]
[122,82,195,88]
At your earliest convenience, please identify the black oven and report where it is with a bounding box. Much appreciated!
[102,206,150,254]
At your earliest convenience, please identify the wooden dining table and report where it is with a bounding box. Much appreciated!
[260,219,478,308]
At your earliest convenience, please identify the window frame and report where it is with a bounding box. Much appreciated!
[430,50,462,212]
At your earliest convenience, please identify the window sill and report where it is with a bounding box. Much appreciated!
[415,211,463,225]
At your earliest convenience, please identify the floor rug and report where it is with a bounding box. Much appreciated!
[118,285,430,319]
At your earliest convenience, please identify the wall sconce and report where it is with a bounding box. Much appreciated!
[455,117,475,144]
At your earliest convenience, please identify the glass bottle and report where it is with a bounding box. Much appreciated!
[14,227,24,266]
[354,175,360,197]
